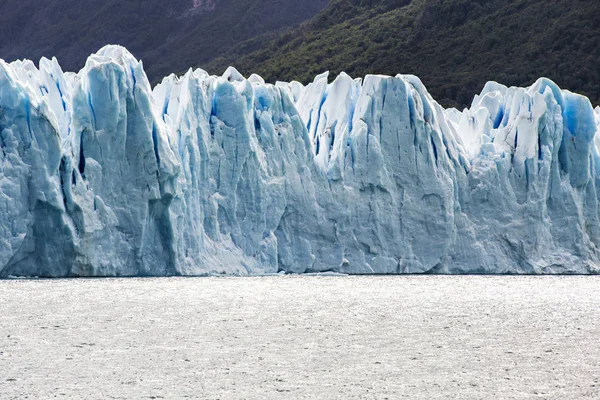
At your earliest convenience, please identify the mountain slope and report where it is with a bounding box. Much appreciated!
[0,0,328,82]
[206,0,600,108]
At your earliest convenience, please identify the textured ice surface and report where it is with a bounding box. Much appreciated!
[1,46,600,276]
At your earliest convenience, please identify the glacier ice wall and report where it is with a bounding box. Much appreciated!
[1,45,599,277]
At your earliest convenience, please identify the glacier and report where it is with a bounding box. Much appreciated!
[1,45,600,277]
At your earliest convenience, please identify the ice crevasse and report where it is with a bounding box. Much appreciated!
[1,45,599,277]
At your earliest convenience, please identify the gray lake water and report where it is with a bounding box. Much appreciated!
[0,276,599,399]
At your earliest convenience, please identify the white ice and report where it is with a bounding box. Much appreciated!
[1,45,599,277]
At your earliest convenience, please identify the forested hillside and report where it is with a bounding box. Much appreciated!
[2,0,597,108]
[0,0,328,80]
[207,0,600,108]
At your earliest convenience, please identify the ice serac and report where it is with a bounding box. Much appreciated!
[0,58,71,277]
[1,45,599,277]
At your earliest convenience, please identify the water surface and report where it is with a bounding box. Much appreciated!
[1,276,599,399]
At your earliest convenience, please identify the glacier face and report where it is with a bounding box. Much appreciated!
[1,45,599,277]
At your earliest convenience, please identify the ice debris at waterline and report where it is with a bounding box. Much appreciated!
[1,45,600,277]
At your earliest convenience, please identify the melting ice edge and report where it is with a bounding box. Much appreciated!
[1,45,600,277]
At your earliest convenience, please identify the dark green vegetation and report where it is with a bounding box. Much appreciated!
[2,0,598,108]
[207,0,600,108]
[0,0,328,81]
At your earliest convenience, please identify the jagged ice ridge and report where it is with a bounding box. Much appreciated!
[1,45,600,277]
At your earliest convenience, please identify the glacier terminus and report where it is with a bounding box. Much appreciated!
[1,45,600,277]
